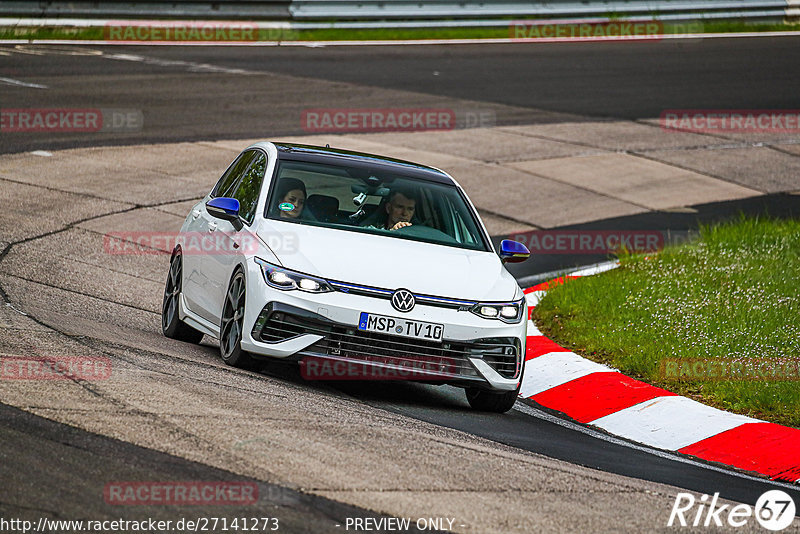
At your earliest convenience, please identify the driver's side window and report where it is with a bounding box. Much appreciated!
[211,150,257,198]
[230,152,267,225]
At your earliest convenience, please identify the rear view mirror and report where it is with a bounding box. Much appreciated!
[206,197,242,230]
[499,240,530,264]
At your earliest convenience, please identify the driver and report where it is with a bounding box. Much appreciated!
[273,176,306,219]
[371,188,417,231]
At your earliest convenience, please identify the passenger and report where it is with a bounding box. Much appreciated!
[273,177,306,219]
[365,188,418,231]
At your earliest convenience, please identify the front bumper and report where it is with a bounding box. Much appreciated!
[241,301,524,391]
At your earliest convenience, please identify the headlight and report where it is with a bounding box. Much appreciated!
[470,299,525,323]
[479,306,499,318]
[255,257,333,293]
[269,271,293,287]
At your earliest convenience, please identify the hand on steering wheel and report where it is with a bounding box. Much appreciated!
[390,221,413,231]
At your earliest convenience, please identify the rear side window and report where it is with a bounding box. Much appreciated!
[211,150,257,198]
[230,152,268,225]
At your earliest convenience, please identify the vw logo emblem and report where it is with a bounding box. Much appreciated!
[391,289,415,312]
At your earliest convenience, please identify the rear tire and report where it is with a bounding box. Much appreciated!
[220,269,254,369]
[162,250,204,344]
[465,385,520,413]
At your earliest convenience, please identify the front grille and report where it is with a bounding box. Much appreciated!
[325,327,474,378]
[256,310,519,379]
[468,338,520,379]
[258,312,324,342]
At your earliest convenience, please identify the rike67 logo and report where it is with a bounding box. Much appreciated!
[668,490,796,531]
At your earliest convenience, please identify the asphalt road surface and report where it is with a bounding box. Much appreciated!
[1,36,800,153]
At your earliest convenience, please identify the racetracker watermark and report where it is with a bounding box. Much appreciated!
[104,482,258,506]
[660,358,800,382]
[661,110,800,134]
[510,19,664,40]
[0,108,143,133]
[103,20,296,42]
[303,108,454,133]
[301,108,496,133]
[508,230,664,254]
[300,355,459,381]
[511,19,705,42]
[0,356,111,381]
[668,490,796,530]
[102,231,297,256]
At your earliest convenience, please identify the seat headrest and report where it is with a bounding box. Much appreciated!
[306,194,339,222]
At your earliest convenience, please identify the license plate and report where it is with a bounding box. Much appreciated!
[358,312,443,341]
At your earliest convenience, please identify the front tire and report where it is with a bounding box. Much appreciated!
[219,269,254,368]
[465,385,520,413]
[162,250,204,344]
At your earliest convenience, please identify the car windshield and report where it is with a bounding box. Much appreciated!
[265,159,489,252]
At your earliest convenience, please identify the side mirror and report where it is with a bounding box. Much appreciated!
[206,197,242,229]
[499,239,530,264]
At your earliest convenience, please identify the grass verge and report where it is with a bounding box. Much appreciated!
[0,26,508,42]
[533,216,800,428]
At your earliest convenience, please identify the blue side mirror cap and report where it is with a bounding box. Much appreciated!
[499,240,530,264]
[206,197,240,221]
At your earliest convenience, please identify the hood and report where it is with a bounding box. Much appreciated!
[257,220,519,302]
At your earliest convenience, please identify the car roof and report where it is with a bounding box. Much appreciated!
[268,142,457,186]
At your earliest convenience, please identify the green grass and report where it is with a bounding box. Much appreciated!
[0,27,104,40]
[534,216,800,428]
[2,20,800,42]
[0,25,509,42]
[293,27,510,41]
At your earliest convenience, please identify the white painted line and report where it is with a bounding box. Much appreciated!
[106,53,145,61]
[99,51,256,75]
[513,401,800,490]
[30,151,52,157]
[569,261,619,277]
[590,396,761,451]
[0,77,48,89]
[520,260,619,288]
[524,290,545,308]
[520,351,613,397]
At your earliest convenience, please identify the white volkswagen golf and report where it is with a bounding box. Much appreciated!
[162,142,530,412]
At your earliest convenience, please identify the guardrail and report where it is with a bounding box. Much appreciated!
[0,1,291,19]
[290,0,791,20]
[0,0,793,22]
